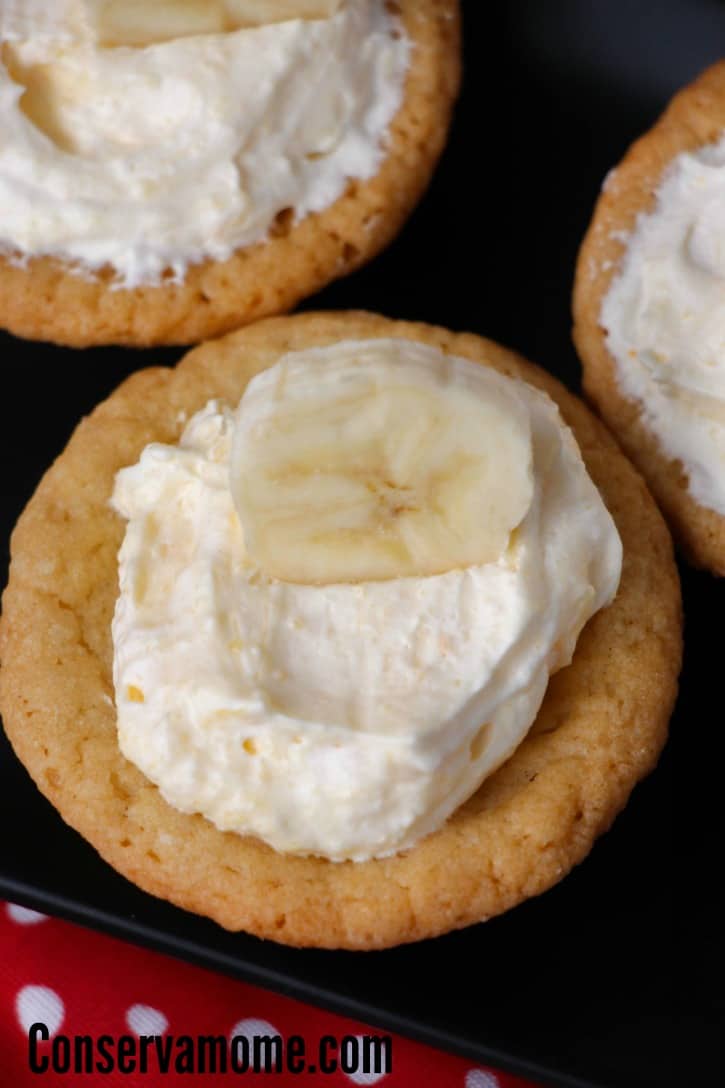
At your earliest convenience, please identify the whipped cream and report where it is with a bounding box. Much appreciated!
[0,0,408,286]
[111,339,622,862]
[602,132,725,514]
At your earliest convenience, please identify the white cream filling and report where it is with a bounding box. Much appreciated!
[602,131,725,514]
[111,340,622,862]
[0,0,408,287]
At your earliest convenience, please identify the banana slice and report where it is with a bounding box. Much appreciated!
[230,340,535,585]
[96,1,225,47]
[95,0,340,48]
[0,0,340,51]
[222,1,341,28]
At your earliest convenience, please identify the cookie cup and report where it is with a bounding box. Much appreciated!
[0,312,682,949]
[0,1,460,348]
[573,61,725,574]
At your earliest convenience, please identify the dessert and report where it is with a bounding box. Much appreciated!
[0,1,460,346]
[574,61,725,573]
[0,312,682,948]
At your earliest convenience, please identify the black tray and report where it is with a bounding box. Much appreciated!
[1,3,721,1086]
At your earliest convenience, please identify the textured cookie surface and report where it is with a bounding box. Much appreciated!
[0,1,460,349]
[573,61,725,574]
[0,312,682,949]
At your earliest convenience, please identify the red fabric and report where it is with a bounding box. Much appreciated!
[0,900,540,1087]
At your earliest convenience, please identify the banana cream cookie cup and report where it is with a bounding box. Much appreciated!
[0,1,459,347]
[574,61,725,574]
[0,312,681,949]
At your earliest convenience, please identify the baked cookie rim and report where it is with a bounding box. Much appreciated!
[0,0,461,347]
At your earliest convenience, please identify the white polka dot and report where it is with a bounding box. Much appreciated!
[6,904,48,926]
[345,1073,387,1086]
[342,1035,390,1085]
[16,986,64,1036]
[126,1005,169,1036]
[229,1018,280,1042]
[465,1072,500,1088]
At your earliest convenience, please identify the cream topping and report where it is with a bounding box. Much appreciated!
[111,340,622,862]
[0,0,408,286]
[602,132,725,513]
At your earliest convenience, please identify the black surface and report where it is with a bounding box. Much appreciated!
[1,2,722,1086]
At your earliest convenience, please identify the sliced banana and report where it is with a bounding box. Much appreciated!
[222,1,342,28]
[0,1,341,49]
[230,340,535,585]
[95,0,341,48]
[96,1,225,47]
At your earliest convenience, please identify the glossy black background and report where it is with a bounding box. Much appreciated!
[1,2,723,1085]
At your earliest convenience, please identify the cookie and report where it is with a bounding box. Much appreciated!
[573,61,725,574]
[0,2,460,348]
[0,312,682,949]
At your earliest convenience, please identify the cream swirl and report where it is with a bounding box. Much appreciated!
[0,0,408,286]
[602,132,725,513]
[111,340,622,862]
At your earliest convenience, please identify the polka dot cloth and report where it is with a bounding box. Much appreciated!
[1,901,540,1087]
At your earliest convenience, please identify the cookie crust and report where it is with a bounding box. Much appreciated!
[0,2,460,349]
[0,312,682,949]
[573,61,725,575]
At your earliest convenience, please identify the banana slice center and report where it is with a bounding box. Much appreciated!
[230,341,536,585]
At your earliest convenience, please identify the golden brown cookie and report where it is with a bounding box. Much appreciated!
[0,312,682,949]
[573,61,725,574]
[0,2,460,349]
